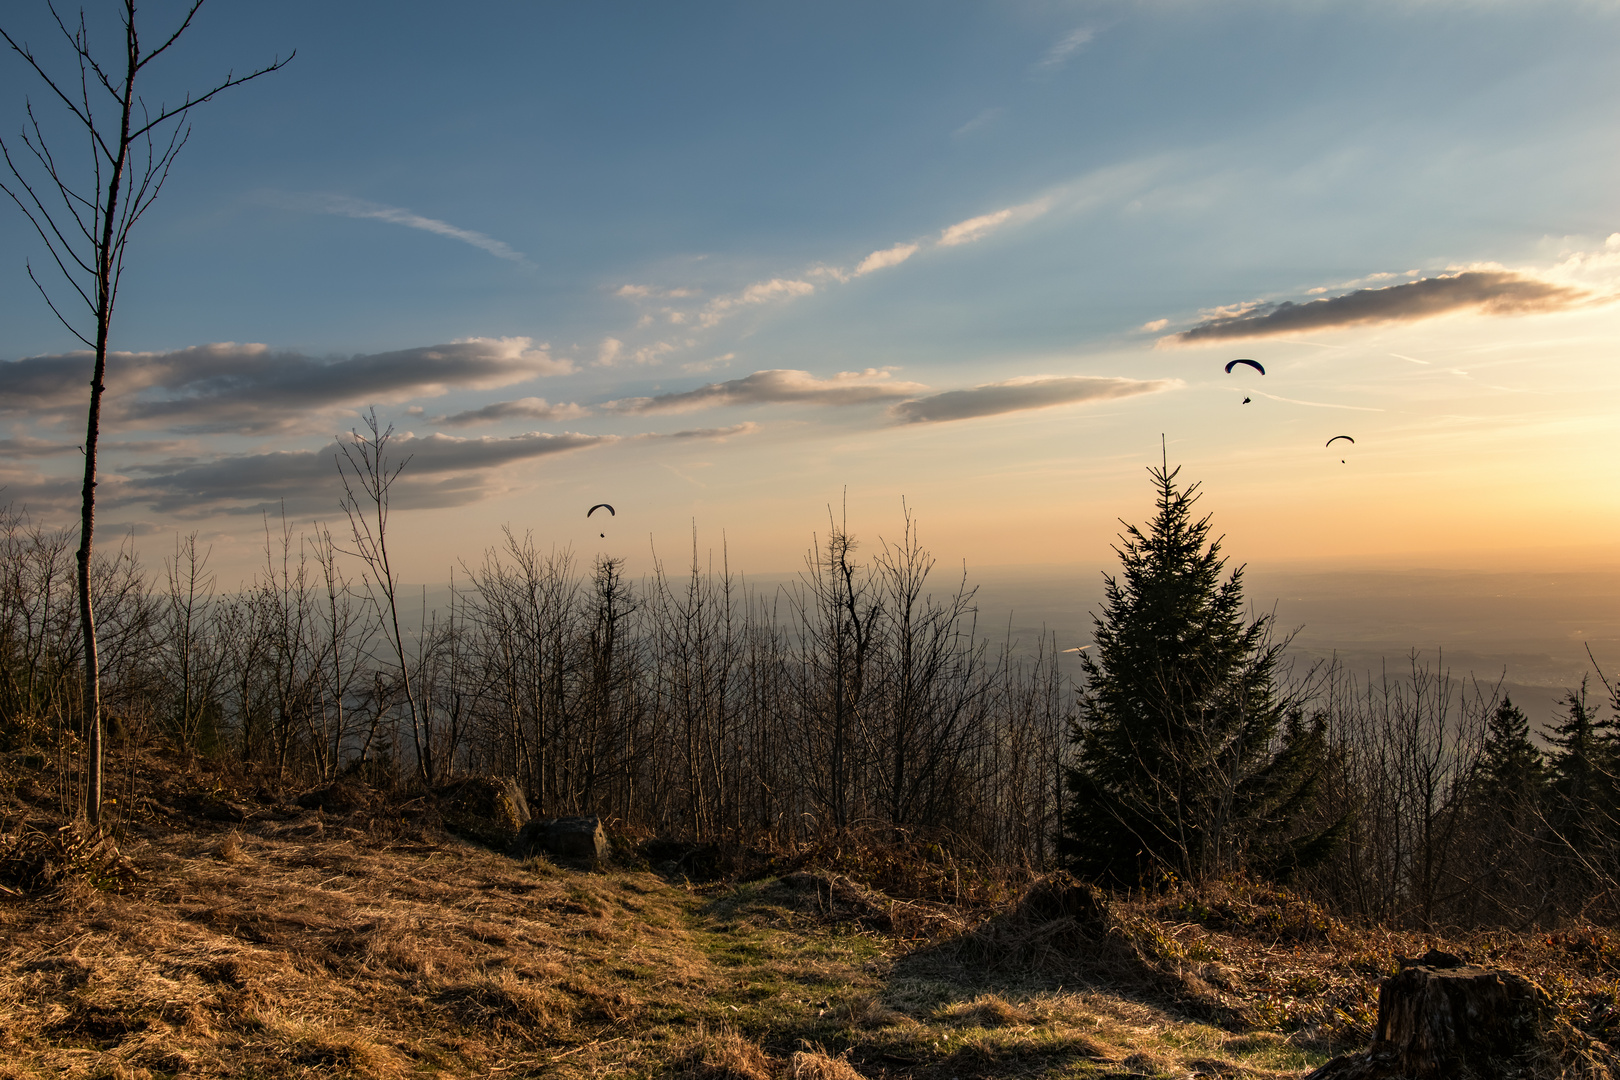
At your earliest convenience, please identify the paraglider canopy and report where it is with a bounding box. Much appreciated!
[1225,359,1265,375]
[1325,435,1354,447]
[587,503,615,518]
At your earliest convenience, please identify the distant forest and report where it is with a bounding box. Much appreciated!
[3,461,1618,929]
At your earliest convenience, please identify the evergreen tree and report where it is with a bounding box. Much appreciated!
[1547,678,1617,857]
[1060,463,1339,885]
[1465,696,1546,819]
[1454,696,1548,922]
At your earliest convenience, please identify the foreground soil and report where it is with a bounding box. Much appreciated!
[4,774,1620,1078]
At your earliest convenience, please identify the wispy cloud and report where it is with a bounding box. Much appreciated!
[889,375,1177,424]
[0,338,569,434]
[1163,271,1592,345]
[939,209,1015,248]
[604,369,927,415]
[642,422,761,441]
[855,243,920,276]
[937,200,1049,248]
[616,284,701,299]
[699,278,817,328]
[281,194,533,267]
[1251,392,1383,412]
[435,397,590,426]
[952,107,1004,138]
[1034,27,1097,71]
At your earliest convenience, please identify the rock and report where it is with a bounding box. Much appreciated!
[1307,963,1553,1079]
[437,776,531,849]
[515,816,607,864]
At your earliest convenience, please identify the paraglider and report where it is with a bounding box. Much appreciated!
[1242,397,1251,404]
[1224,359,1265,375]
[588,503,614,538]
[1325,436,1354,447]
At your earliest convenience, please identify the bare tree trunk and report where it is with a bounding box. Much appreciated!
[2,1,291,825]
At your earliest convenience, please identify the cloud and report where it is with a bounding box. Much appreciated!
[0,435,194,458]
[288,194,532,267]
[889,375,1177,424]
[1163,271,1592,345]
[0,435,76,458]
[597,338,624,366]
[952,108,1004,138]
[1034,27,1097,71]
[122,430,613,516]
[855,243,919,276]
[699,278,816,327]
[936,200,1049,248]
[939,209,1014,248]
[435,397,590,426]
[1251,392,1383,412]
[1140,318,1169,332]
[0,338,569,434]
[616,284,700,299]
[642,422,761,441]
[681,353,735,375]
[604,369,928,415]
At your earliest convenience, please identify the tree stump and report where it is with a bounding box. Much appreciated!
[1308,954,1553,1079]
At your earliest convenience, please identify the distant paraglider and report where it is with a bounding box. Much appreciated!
[1225,358,1265,375]
[1242,397,1251,404]
[588,503,614,538]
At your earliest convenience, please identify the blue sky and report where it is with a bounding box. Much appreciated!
[3,0,1619,580]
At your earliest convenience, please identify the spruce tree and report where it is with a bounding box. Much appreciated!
[1060,463,1338,885]
[1466,696,1546,820]
[1454,695,1548,921]
[1548,678,1617,857]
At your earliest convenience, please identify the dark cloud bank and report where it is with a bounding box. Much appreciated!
[119,431,612,517]
[1167,271,1589,345]
[0,339,565,434]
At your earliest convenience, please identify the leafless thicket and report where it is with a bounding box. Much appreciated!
[0,502,1071,869]
[4,499,1618,923]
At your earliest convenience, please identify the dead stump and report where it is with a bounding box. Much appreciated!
[1308,953,1553,1079]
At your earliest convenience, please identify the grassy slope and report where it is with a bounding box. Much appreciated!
[3,767,1618,1079]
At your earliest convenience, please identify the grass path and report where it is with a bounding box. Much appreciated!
[0,825,1330,1079]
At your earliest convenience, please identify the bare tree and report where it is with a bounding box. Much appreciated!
[336,409,432,783]
[1,1,290,823]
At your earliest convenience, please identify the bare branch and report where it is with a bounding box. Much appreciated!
[133,0,207,71]
[27,261,94,345]
[127,52,294,142]
[0,22,115,164]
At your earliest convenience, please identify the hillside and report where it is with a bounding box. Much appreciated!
[4,757,1620,1080]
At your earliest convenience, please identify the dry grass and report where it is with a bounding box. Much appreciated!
[6,755,1620,1079]
[665,1026,777,1079]
[785,1047,866,1079]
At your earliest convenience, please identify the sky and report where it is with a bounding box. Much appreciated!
[2,0,1619,590]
